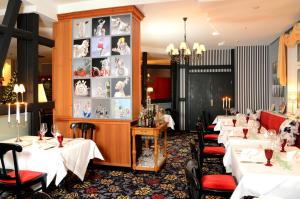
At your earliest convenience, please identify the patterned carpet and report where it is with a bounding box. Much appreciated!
[2,132,224,199]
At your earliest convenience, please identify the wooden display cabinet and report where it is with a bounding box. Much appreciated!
[131,122,168,172]
[53,6,144,167]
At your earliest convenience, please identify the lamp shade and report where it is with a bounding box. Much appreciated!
[19,84,25,93]
[38,83,47,102]
[179,42,187,50]
[13,84,20,93]
[147,87,154,93]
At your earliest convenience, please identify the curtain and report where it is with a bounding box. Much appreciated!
[277,35,287,86]
[277,22,300,86]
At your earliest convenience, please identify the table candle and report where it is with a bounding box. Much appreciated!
[225,97,228,108]
[8,103,10,123]
[222,98,225,109]
[16,102,20,124]
[25,103,27,122]
[228,98,231,108]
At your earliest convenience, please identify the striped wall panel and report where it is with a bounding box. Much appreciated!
[235,46,269,113]
[197,49,232,66]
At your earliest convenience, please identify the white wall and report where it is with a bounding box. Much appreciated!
[287,44,300,113]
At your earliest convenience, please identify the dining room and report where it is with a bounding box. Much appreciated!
[0,0,300,198]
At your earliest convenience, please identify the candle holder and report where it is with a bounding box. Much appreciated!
[7,102,28,142]
[223,107,230,116]
[222,96,231,116]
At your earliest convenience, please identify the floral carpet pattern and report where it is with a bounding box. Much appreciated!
[1,133,223,199]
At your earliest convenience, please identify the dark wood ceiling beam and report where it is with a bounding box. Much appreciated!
[0,0,22,72]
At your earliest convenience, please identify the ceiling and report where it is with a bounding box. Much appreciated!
[0,0,299,62]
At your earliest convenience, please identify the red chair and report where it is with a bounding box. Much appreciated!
[198,126,225,161]
[185,159,236,199]
[202,111,217,132]
[196,117,219,144]
[0,143,47,198]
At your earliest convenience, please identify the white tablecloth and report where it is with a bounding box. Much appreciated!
[164,114,175,130]
[229,145,300,199]
[213,115,236,131]
[1,136,104,186]
[223,137,271,173]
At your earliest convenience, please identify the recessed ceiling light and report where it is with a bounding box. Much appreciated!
[218,41,225,46]
[212,31,220,36]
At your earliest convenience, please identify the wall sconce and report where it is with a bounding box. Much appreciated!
[19,84,25,102]
[38,83,47,103]
[13,84,20,102]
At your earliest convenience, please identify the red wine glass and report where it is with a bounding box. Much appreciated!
[264,149,273,166]
[243,128,248,139]
[246,116,250,123]
[232,119,237,127]
[57,135,64,147]
[280,138,287,152]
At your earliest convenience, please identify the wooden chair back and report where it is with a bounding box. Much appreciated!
[0,143,23,186]
[70,122,96,140]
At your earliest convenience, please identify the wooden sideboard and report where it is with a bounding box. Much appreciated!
[131,123,168,172]
[52,6,144,167]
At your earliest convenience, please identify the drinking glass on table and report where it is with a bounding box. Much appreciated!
[232,119,237,127]
[264,148,274,166]
[39,123,47,140]
[280,138,287,152]
[242,128,248,139]
[57,134,64,147]
[51,124,58,137]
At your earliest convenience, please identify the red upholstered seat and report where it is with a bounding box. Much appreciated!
[260,111,285,133]
[203,146,225,154]
[0,170,44,184]
[207,124,216,130]
[201,175,236,191]
[204,134,218,140]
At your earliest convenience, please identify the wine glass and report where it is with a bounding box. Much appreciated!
[280,138,287,152]
[232,119,237,127]
[51,124,58,137]
[242,128,248,139]
[246,116,250,123]
[57,135,64,147]
[264,148,274,166]
[39,123,47,140]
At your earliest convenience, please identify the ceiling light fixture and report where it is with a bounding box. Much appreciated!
[212,31,220,36]
[166,17,206,65]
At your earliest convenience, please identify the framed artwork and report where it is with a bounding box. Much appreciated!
[92,17,110,36]
[73,58,91,77]
[111,77,131,98]
[72,14,132,120]
[74,99,92,118]
[73,18,92,39]
[110,56,131,77]
[92,58,110,77]
[279,102,286,114]
[91,36,111,57]
[270,104,275,111]
[111,35,131,55]
[73,39,90,58]
[111,14,131,35]
[272,61,285,97]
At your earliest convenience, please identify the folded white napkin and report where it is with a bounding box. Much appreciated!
[240,148,265,162]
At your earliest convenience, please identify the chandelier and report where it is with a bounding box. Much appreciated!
[166,17,206,65]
